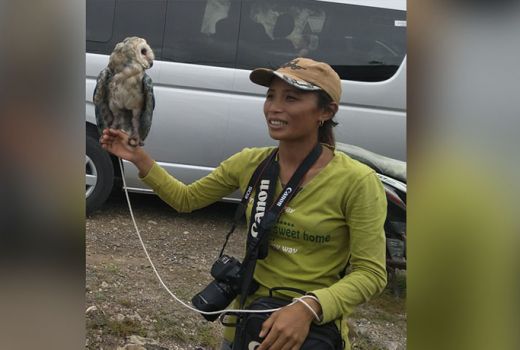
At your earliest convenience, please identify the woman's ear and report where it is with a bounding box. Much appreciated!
[328,102,339,118]
[321,102,339,121]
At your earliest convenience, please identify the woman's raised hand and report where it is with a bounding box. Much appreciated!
[99,128,136,160]
[99,128,154,177]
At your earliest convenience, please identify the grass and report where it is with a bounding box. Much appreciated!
[196,324,221,348]
[92,291,108,302]
[86,309,147,338]
[352,336,387,350]
[153,314,221,348]
[105,263,120,274]
[106,318,148,338]
[155,316,189,341]
[86,312,107,329]
[118,298,134,308]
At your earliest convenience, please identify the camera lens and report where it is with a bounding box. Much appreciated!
[191,281,237,321]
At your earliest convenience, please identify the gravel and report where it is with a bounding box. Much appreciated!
[86,190,406,349]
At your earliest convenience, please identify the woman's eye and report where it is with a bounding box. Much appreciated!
[286,95,297,101]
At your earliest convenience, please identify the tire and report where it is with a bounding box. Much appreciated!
[86,134,114,215]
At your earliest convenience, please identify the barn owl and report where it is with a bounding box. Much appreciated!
[93,37,155,146]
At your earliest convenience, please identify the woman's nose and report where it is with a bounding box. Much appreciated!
[265,98,283,113]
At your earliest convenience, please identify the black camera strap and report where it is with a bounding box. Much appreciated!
[239,143,322,307]
[218,149,278,258]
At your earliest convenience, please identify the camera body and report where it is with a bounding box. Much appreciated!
[192,255,247,321]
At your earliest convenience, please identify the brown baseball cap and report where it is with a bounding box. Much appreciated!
[250,57,342,104]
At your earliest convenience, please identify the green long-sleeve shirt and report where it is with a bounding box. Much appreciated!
[140,146,387,349]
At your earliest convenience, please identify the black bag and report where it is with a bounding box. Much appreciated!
[230,288,344,350]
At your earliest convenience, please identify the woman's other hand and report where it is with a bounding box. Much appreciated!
[257,299,320,350]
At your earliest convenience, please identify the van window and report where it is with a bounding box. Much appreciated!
[236,0,406,82]
[162,0,240,68]
[86,0,406,82]
[86,0,115,43]
[86,0,167,57]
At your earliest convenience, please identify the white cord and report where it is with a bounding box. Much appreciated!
[292,297,321,322]
[118,158,286,316]
[294,295,322,322]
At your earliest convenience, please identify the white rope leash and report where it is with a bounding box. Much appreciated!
[292,295,322,322]
[118,158,289,316]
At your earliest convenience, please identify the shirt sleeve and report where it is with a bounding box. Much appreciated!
[139,150,247,213]
[311,171,388,323]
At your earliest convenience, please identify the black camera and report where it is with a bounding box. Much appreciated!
[192,255,257,321]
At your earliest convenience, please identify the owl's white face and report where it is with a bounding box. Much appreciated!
[132,39,155,69]
[110,37,155,71]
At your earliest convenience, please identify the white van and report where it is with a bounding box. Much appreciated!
[86,0,406,214]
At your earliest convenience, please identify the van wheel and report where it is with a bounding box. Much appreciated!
[86,134,114,215]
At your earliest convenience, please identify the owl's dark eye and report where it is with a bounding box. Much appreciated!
[141,48,147,55]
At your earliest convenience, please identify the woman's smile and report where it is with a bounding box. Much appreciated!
[267,118,288,128]
[264,78,324,142]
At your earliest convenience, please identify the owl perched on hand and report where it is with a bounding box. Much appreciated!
[93,37,155,147]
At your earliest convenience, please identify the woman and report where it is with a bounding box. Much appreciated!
[100,57,387,350]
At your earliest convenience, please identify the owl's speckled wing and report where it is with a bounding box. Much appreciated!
[93,67,114,136]
[139,73,155,143]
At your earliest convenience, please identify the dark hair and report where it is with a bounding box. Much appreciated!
[316,90,338,146]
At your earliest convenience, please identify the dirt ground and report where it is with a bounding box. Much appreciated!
[86,190,406,350]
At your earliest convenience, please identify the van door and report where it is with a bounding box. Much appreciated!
[126,0,242,188]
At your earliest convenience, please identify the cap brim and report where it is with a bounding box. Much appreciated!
[249,68,276,87]
[250,69,321,91]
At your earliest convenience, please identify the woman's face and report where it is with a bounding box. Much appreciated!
[264,77,327,143]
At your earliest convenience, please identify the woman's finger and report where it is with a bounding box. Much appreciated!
[268,334,294,350]
[259,314,275,339]
[257,316,279,350]
[110,128,129,137]
[279,338,297,350]
[100,133,110,142]
[257,330,278,350]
